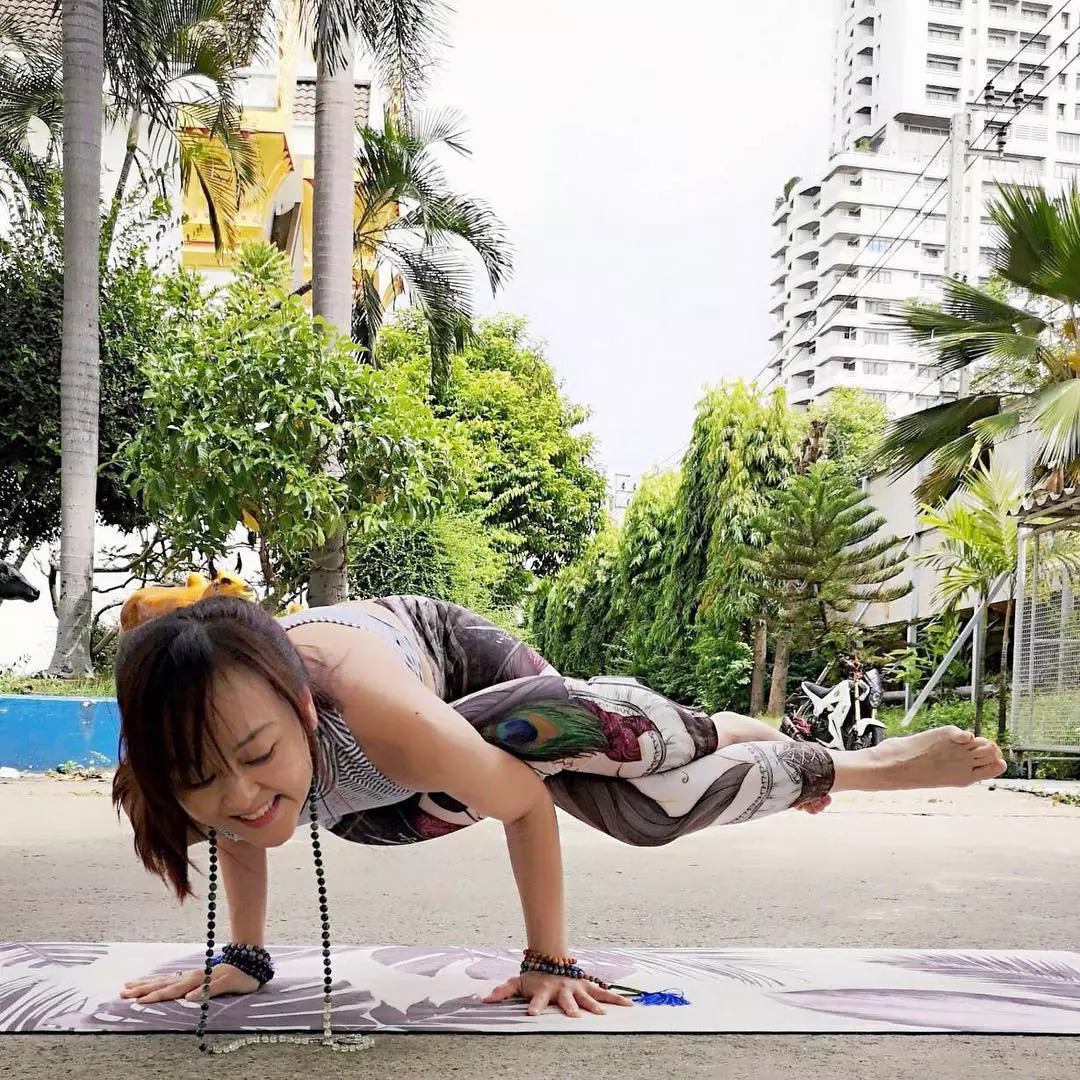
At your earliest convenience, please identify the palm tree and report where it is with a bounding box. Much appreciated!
[50,0,103,675]
[350,107,512,391]
[302,0,447,607]
[916,463,1080,739]
[878,184,1080,505]
[0,15,63,211]
[0,2,262,254]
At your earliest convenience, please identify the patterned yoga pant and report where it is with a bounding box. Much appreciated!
[326,597,836,847]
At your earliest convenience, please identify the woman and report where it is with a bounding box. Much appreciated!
[115,594,1006,1022]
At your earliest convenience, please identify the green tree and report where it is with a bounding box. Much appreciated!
[878,184,1080,504]
[916,462,1080,738]
[379,313,607,600]
[744,462,911,713]
[657,381,797,705]
[0,191,174,564]
[124,244,465,611]
[806,386,888,480]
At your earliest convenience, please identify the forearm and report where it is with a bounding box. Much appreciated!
[502,784,568,958]
[218,838,268,946]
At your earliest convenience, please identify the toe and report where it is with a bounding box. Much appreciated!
[947,726,975,744]
[973,759,1007,781]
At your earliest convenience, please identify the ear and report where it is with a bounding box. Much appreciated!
[300,688,318,733]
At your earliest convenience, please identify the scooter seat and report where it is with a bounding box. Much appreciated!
[802,681,833,698]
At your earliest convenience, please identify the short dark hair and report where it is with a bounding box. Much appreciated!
[111,595,329,899]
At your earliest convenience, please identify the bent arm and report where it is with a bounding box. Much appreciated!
[288,622,569,959]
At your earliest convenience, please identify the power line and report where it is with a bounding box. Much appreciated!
[652,7,1079,473]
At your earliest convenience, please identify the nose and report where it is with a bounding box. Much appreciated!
[221,770,262,816]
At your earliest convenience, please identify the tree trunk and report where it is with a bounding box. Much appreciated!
[101,111,140,258]
[750,618,768,715]
[997,596,1013,743]
[767,633,792,716]
[306,21,355,608]
[971,599,988,739]
[49,0,103,676]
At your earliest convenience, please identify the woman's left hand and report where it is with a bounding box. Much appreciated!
[483,971,633,1017]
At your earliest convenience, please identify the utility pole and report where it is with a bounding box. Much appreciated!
[942,87,1023,398]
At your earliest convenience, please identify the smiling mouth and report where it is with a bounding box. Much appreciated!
[233,794,281,828]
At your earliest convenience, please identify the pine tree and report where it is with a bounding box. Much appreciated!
[745,462,911,711]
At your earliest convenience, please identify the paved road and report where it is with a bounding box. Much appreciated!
[1,778,1078,1079]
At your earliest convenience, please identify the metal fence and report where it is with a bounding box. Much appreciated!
[1010,492,1080,758]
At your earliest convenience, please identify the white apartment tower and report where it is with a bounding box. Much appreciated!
[768,0,1080,412]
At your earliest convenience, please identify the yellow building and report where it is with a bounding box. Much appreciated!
[179,4,372,288]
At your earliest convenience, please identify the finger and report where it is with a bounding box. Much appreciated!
[574,987,606,1015]
[133,981,192,1005]
[557,987,581,1018]
[482,978,521,1004]
[120,976,177,999]
[590,986,635,1007]
[525,988,552,1017]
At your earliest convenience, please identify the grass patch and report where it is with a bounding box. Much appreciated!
[0,670,115,697]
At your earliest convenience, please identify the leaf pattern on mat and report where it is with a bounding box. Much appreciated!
[367,994,534,1030]
[0,975,93,1032]
[579,948,788,990]
[869,952,1080,999]
[0,943,108,970]
[775,988,1080,1033]
[370,945,515,980]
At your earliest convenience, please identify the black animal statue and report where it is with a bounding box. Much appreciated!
[0,560,39,602]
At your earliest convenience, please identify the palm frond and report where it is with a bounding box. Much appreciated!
[986,183,1063,295]
[1027,378,1080,470]
[875,395,1003,479]
[355,0,448,107]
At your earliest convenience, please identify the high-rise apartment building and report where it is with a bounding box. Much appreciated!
[768,0,1080,412]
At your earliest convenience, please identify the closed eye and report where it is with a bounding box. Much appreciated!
[245,745,276,767]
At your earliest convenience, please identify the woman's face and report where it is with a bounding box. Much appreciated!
[175,666,316,848]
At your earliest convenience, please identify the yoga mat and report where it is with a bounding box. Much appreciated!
[2,944,1080,1035]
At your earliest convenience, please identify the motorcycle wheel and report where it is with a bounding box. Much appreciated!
[852,725,885,750]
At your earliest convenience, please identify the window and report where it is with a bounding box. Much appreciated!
[1065,12,1071,29]
[866,390,889,402]
[1055,161,1080,180]
[1026,96,1046,113]
[840,326,857,340]
[1059,131,1080,152]
[921,273,943,288]
[904,122,950,138]
[1059,103,1067,119]
[988,29,1012,48]
[930,0,962,8]
[847,207,863,217]
[927,54,961,73]
[866,300,893,314]
[915,395,941,409]
[979,246,998,263]
[1019,33,1049,52]
[1021,2,1051,17]
[842,297,859,309]
[867,238,890,253]
[917,365,938,379]
[926,84,960,102]
[842,359,857,372]
[924,245,944,259]
[865,331,890,346]
[987,59,1014,77]
[871,269,893,284]
[929,23,963,42]
[863,360,889,375]
[989,1,1009,12]
[1060,74,1068,89]
[1018,62,1047,83]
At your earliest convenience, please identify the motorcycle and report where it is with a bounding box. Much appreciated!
[780,658,886,751]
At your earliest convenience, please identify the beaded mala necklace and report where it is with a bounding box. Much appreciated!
[194,786,374,1055]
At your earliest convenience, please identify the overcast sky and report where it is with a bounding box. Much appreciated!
[424,0,835,480]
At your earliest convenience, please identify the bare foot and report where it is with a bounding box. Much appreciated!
[795,794,832,814]
[836,726,1006,792]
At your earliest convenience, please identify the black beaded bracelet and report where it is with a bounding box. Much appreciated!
[216,943,275,987]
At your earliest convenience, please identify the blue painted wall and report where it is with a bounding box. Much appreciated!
[0,695,121,771]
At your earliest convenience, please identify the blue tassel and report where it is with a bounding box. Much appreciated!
[631,989,691,1007]
[609,984,691,1006]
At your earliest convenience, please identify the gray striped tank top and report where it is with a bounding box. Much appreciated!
[277,603,421,827]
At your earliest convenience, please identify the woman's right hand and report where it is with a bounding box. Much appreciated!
[119,963,260,1004]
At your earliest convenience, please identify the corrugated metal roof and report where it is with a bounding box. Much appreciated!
[1017,486,1080,526]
